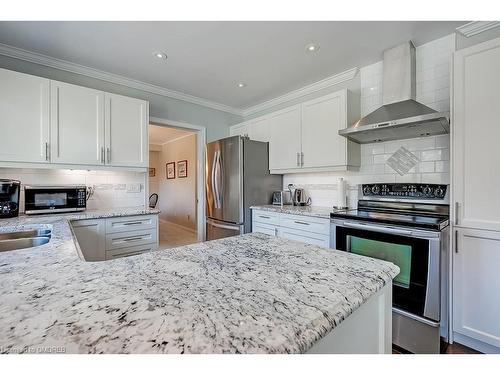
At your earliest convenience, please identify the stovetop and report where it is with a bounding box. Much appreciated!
[330,183,450,231]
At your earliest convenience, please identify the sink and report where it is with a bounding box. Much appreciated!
[0,228,52,252]
[0,229,52,241]
[0,237,51,252]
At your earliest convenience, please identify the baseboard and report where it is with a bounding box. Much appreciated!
[160,219,197,234]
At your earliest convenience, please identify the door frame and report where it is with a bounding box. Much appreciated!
[148,116,206,242]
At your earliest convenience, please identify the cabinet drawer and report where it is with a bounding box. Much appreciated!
[252,222,278,236]
[252,210,280,225]
[280,227,330,248]
[105,243,157,260]
[106,214,157,233]
[279,214,330,235]
[105,228,157,250]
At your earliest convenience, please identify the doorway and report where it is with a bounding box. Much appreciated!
[148,117,206,249]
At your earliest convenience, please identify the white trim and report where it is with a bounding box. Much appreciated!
[0,42,242,116]
[153,133,196,146]
[241,67,359,117]
[148,116,206,242]
[456,21,500,38]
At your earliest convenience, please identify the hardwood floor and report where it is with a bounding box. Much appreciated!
[392,342,481,354]
[158,220,199,250]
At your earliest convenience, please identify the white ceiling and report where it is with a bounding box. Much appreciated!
[149,124,194,146]
[0,21,466,110]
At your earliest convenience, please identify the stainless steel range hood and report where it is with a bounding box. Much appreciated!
[339,41,449,144]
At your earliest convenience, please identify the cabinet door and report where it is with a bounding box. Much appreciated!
[229,122,249,137]
[0,68,50,163]
[105,93,148,167]
[280,227,330,248]
[50,81,104,165]
[301,91,346,168]
[453,228,500,348]
[248,117,270,142]
[453,37,500,231]
[268,105,302,171]
[71,219,106,261]
[252,223,278,236]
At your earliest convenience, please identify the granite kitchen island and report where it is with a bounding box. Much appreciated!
[0,213,399,354]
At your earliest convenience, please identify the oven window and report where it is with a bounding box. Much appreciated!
[348,236,412,288]
[35,193,67,207]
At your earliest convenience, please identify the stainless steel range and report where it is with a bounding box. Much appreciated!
[330,183,450,354]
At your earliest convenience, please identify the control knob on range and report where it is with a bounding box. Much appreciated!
[363,185,371,195]
[423,186,432,196]
[435,187,445,198]
[371,185,380,194]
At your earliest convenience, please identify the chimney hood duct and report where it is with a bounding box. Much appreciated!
[339,41,449,144]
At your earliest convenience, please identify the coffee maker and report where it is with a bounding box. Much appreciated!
[0,179,20,218]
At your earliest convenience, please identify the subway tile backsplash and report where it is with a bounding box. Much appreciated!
[284,34,454,208]
[0,168,146,212]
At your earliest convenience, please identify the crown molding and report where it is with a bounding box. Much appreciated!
[241,67,359,117]
[456,21,500,37]
[0,42,242,116]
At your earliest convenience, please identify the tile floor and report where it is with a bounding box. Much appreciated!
[158,220,199,250]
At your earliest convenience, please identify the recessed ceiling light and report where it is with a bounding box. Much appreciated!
[154,52,167,60]
[237,82,246,88]
[305,43,320,52]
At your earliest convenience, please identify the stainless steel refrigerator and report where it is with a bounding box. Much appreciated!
[205,136,282,240]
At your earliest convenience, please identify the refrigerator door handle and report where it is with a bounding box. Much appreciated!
[211,151,219,209]
[214,150,223,209]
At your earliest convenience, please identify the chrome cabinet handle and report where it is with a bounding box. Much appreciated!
[301,152,304,167]
[455,202,459,226]
[274,228,278,236]
[100,147,104,164]
[259,215,271,219]
[455,230,459,253]
[45,142,49,161]
[122,221,144,226]
[123,236,147,242]
[107,147,111,164]
[294,220,310,226]
[296,152,300,167]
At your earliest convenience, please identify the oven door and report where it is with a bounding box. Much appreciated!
[25,187,85,214]
[331,219,440,322]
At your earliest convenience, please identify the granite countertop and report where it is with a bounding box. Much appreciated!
[251,204,338,219]
[0,207,399,354]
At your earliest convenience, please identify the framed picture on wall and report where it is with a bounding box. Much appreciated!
[149,168,156,177]
[166,162,175,179]
[177,160,188,178]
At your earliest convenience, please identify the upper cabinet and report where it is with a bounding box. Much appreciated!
[0,68,149,170]
[0,68,50,163]
[105,93,148,168]
[301,90,360,170]
[230,89,360,174]
[50,81,105,165]
[452,36,500,232]
[268,105,302,171]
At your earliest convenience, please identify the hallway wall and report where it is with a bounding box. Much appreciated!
[157,133,197,230]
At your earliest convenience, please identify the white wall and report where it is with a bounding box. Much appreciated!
[157,134,197,230]
[283,34,454,208]
[0,168,146,212]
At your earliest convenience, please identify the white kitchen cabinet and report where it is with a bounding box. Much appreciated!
[71,219,106,262]
[252,209,330,248]
[105,93,149,168]
[248,117,270,142]
[453,228,500,352]
[301,90,360,170]
[50,81,105,165]
[0,68,50,163]
[452,36,500,232]
[229,122,249,137]
[71,214,159,261]
[268,105,302,171]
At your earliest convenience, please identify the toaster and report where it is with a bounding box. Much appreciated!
[272,190,292,206]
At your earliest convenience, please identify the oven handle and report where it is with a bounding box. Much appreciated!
[342,221,413,236]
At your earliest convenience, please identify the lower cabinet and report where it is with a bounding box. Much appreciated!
[252,209,330,247]
[71,214,159,261]
[453,227,500,352]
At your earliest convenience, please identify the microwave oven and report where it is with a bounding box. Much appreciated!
[24,185,87,215]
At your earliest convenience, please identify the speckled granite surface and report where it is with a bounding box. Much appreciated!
[251,205,337,219]
[0,207,398,354]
